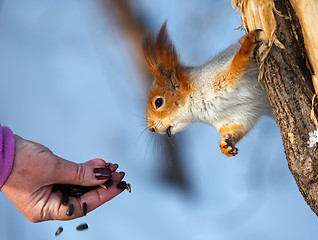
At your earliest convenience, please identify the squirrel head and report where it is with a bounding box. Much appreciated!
[143,22,190,136]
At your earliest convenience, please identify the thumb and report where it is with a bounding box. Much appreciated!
[52,157,111,186]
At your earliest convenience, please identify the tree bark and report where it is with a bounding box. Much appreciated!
[233,0,318,215]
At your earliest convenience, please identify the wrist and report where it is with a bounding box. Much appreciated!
[0,125,15,188]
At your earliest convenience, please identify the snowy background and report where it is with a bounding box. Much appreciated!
[0,0,317,240]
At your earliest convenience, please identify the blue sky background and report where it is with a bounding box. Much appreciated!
[0,0,317,239]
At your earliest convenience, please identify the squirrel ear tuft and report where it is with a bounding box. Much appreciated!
[143,30,160,80]
[143,22,182,86]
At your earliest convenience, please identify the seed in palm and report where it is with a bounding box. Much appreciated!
[66,204,74,216]
[82,202,87,216]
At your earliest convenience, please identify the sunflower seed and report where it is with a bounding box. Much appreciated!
[61,190,69,206]
[76,223,88,231]
[66,203,74,216]
[105,178,113,187]
[82,202,87,216]
[55,226,63,236]
[116,181,127,190]
[126,183,131,193]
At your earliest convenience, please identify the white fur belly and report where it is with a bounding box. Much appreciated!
[189,73,271,131]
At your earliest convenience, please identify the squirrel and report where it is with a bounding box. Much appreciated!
[143,22,273,157]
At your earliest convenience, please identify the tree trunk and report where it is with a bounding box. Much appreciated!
[232,0,318,215]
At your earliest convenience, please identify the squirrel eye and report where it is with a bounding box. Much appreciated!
[154,97,164,109]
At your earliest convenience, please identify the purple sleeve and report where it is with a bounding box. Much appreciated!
[0,124,15,188]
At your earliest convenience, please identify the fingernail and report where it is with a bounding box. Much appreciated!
[119,171,125,179]
[114,164,119,171]
[93,167,111,180]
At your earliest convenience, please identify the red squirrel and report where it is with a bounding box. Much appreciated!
[143,23,272,157]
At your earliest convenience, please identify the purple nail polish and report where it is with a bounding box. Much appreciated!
[93,167,111,180]
[119,171,125,179]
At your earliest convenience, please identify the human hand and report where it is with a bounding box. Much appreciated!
[0,135,125,222]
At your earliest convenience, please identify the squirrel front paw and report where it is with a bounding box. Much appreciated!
[239,29,263,58]
[240,29,263,45]
[219,133,238,157]
[246,29,263,41]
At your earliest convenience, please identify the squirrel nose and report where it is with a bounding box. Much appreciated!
[149,127,155,132]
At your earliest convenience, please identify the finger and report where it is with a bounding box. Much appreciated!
[52,157,112,186]
[108,163,119,172]
[82,159,119,172]
[83,159,107,166]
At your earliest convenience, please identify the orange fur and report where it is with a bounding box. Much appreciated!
[218,124,246,142]
[222,29,261,87]
[143,22,185,87]
[211,68,230,91]
[146,78,190,133]
[218,124,247,157]
[143,23,190,134]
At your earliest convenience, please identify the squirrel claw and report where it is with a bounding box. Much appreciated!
[228,147,238,155]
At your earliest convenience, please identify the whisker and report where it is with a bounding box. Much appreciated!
[132,112,148,122]
[156,134,166,164]
[136,127,149,143]
[166,134,175,147]
[143,133,154,162]
[135,127,160,165]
